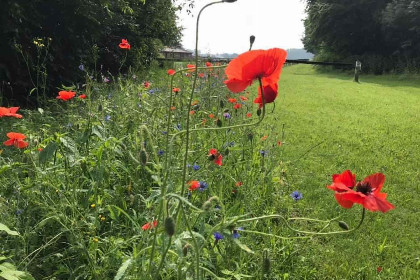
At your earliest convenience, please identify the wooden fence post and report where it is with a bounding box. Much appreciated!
[354,60,362,83]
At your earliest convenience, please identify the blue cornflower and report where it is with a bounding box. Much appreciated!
[148,89,155,94]
[186,164,191,168]
[16,209,24,215]
[259,150,267,157]
[291,191,303,201]
[158,150,164,156]
[223,112,231,119]
[105,115,111,122]
[79,64,85,71]
[175,124,182,130]
[213,232,224,241]
[107,93,112,99]
[199,181,208,191]
[215,205,221,210]
[193,164,200,171]
[229,141,235,147]
[161,131,168,135]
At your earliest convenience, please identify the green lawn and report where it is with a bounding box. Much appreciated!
[266,64,420,279]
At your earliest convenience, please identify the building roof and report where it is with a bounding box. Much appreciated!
[161,47,192,54]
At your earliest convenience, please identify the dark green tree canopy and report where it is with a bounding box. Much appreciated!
[302,0,420,73]
[0,0,181,106]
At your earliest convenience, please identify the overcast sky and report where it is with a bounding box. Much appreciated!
[177,0,307,54]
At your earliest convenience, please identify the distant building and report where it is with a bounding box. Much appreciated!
[161,47,193,60]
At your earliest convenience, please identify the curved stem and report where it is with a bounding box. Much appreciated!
[237,208,366,235]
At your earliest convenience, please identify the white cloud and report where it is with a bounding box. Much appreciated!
[177,0,307,54]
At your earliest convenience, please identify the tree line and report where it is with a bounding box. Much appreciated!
[303,0,420,73]
[0,0,181,106]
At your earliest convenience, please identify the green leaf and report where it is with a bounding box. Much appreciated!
[39,142,57,164]
[233,239,254,254]
[114,258,132,280]
[0,223,19,236]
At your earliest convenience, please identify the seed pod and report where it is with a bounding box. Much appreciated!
[257,108,261,116]
[219,100,224,108]
[139,149,148,165]
[262,249,271,275]
[248,133,254,141]
[216,119,222,127]
[164,217,175,236]
[338,221,349,230]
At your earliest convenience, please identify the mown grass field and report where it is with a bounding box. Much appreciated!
[0,63,419,279]
[268,64,420,279]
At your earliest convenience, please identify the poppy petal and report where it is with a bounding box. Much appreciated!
[334,193,355,208]
[7,132,26,140]
[363,173,385,192]
[3,139,14,146]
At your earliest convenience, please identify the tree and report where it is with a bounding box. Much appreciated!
[0,0,181,106]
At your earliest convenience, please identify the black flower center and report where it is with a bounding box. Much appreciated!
[356,182,372,195]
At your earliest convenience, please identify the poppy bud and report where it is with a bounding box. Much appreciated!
[223,0,237,2]
[338,221,349,230]
[257,108,261,116]
[139,149,148,165]
[262,249,271,275]
[183,243,191,257]
[219,100,224,108]
[250,35,255,45]
[216,119,222,127]
[248,133,254,141]
[164,217,175,236]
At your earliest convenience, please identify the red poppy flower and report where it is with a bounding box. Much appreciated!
[119,39,131,50]
[225,48,287,107]
[261,135,268,141]
[205,61,213,67]
[79,94,87,99]
[168,69,176,75]
[142,220,158,231]
[198,73,205,78]
[228,98,237,103]
[170,106,176,111]
[189,110,195,115]
[172,87,180,93]
[0,107,23,118]
[187,64,195,72]
[246,113,252,118]
[208,149,222,166]
[225,48,287,92]
[57,90,76,101]
[235,181,242,187]
[208,113,215,119]
[188,180,200,191]
[3,132,28,149]
[327,170,395,213]
[143,81,150,88]
[240,96,248,101]
[277,140,283,146]
[233,103,242,110]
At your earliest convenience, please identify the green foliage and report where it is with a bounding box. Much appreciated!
[303,0,420,73]
[0,0,181,106]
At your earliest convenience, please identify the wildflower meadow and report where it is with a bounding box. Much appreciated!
[1,1,419,280]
